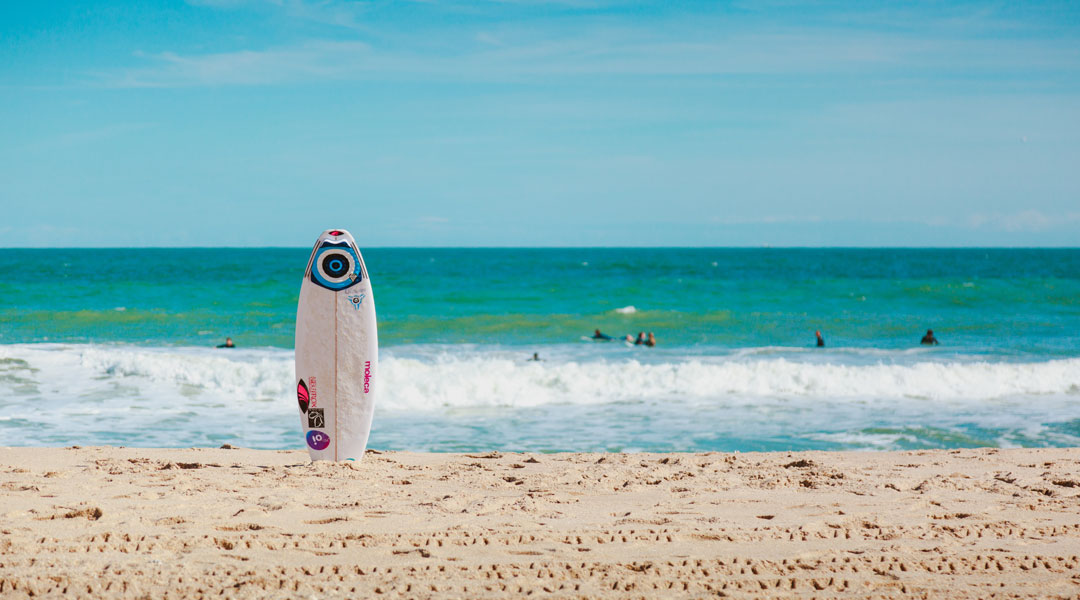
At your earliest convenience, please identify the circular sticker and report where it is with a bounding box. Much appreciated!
[320,252,352,280]
[306,430,331,451]
[309,243,363,291]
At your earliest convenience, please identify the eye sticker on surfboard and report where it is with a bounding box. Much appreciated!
[309,242,363,291]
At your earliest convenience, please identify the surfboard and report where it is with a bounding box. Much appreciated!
[294,229,378,461]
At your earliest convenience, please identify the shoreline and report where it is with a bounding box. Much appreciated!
[1,447,1078,598]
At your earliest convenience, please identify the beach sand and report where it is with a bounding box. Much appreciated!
[1,447,1078,598]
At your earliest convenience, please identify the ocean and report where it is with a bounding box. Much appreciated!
[1,248,1078,452]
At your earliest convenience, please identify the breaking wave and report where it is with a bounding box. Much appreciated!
[2,343,1079,450]
[2,344,1078,411]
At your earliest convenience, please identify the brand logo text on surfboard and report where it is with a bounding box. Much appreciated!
[363,361,371,394]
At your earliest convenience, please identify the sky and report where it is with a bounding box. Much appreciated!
[1,0,1079,247]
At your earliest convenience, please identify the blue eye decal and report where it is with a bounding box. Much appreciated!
[309,241,363,291]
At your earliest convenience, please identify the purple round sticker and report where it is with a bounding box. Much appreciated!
[306,430,331,451]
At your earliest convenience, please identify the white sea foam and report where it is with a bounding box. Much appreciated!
[78,346,290,402]
[2,344,1078,411]
[2,343,1078,450]
[614,305,637,314]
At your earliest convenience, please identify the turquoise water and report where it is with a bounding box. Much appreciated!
[1,248,1078,451]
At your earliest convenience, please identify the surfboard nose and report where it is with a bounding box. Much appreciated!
[307,229,366,291]
[320,228,354,242]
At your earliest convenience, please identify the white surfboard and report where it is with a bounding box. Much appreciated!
[294,229,378,461]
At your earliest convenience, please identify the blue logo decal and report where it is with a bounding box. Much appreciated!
[347,293,365,310]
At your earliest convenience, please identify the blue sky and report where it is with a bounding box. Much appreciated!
[1,0,1079,247]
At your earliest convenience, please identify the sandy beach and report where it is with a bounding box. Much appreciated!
[0,447,1078,599]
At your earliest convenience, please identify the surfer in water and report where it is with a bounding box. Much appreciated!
[816,330,825,347]
[216,337,235,348]
[645,332,656,347]
[634,332,646,345]
[527,352,542,361]
[592,329,613,341]
[920,329,939,345]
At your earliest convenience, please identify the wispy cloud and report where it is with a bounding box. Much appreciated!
[967,210,1080,232]
[105,41,372,87]
[186,0,384,31]
[23,123,156,153]
[710,215,824,225]
[95,22,1079,89]
[185,0,271,7]
[74,0,1078,88]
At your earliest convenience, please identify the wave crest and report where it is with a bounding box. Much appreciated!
[3,345,1078,411]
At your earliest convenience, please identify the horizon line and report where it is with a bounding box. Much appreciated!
[2,245,1079,250]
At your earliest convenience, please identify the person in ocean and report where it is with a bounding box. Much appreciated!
[592,329,612,340]
[216,337,235,348]
[527,352,542,361]
[634,332,646,345]
[920,329,939,345]
[816,330,825,347]
[645,332,656,347]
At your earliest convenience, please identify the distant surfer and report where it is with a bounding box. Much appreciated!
[592,328,613,341]
[216,337,235,348]
[645,332,656,347]
[920,329,939,345]
[634,332,646,345]
[816,330,825,347]
[527,352,542,361]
